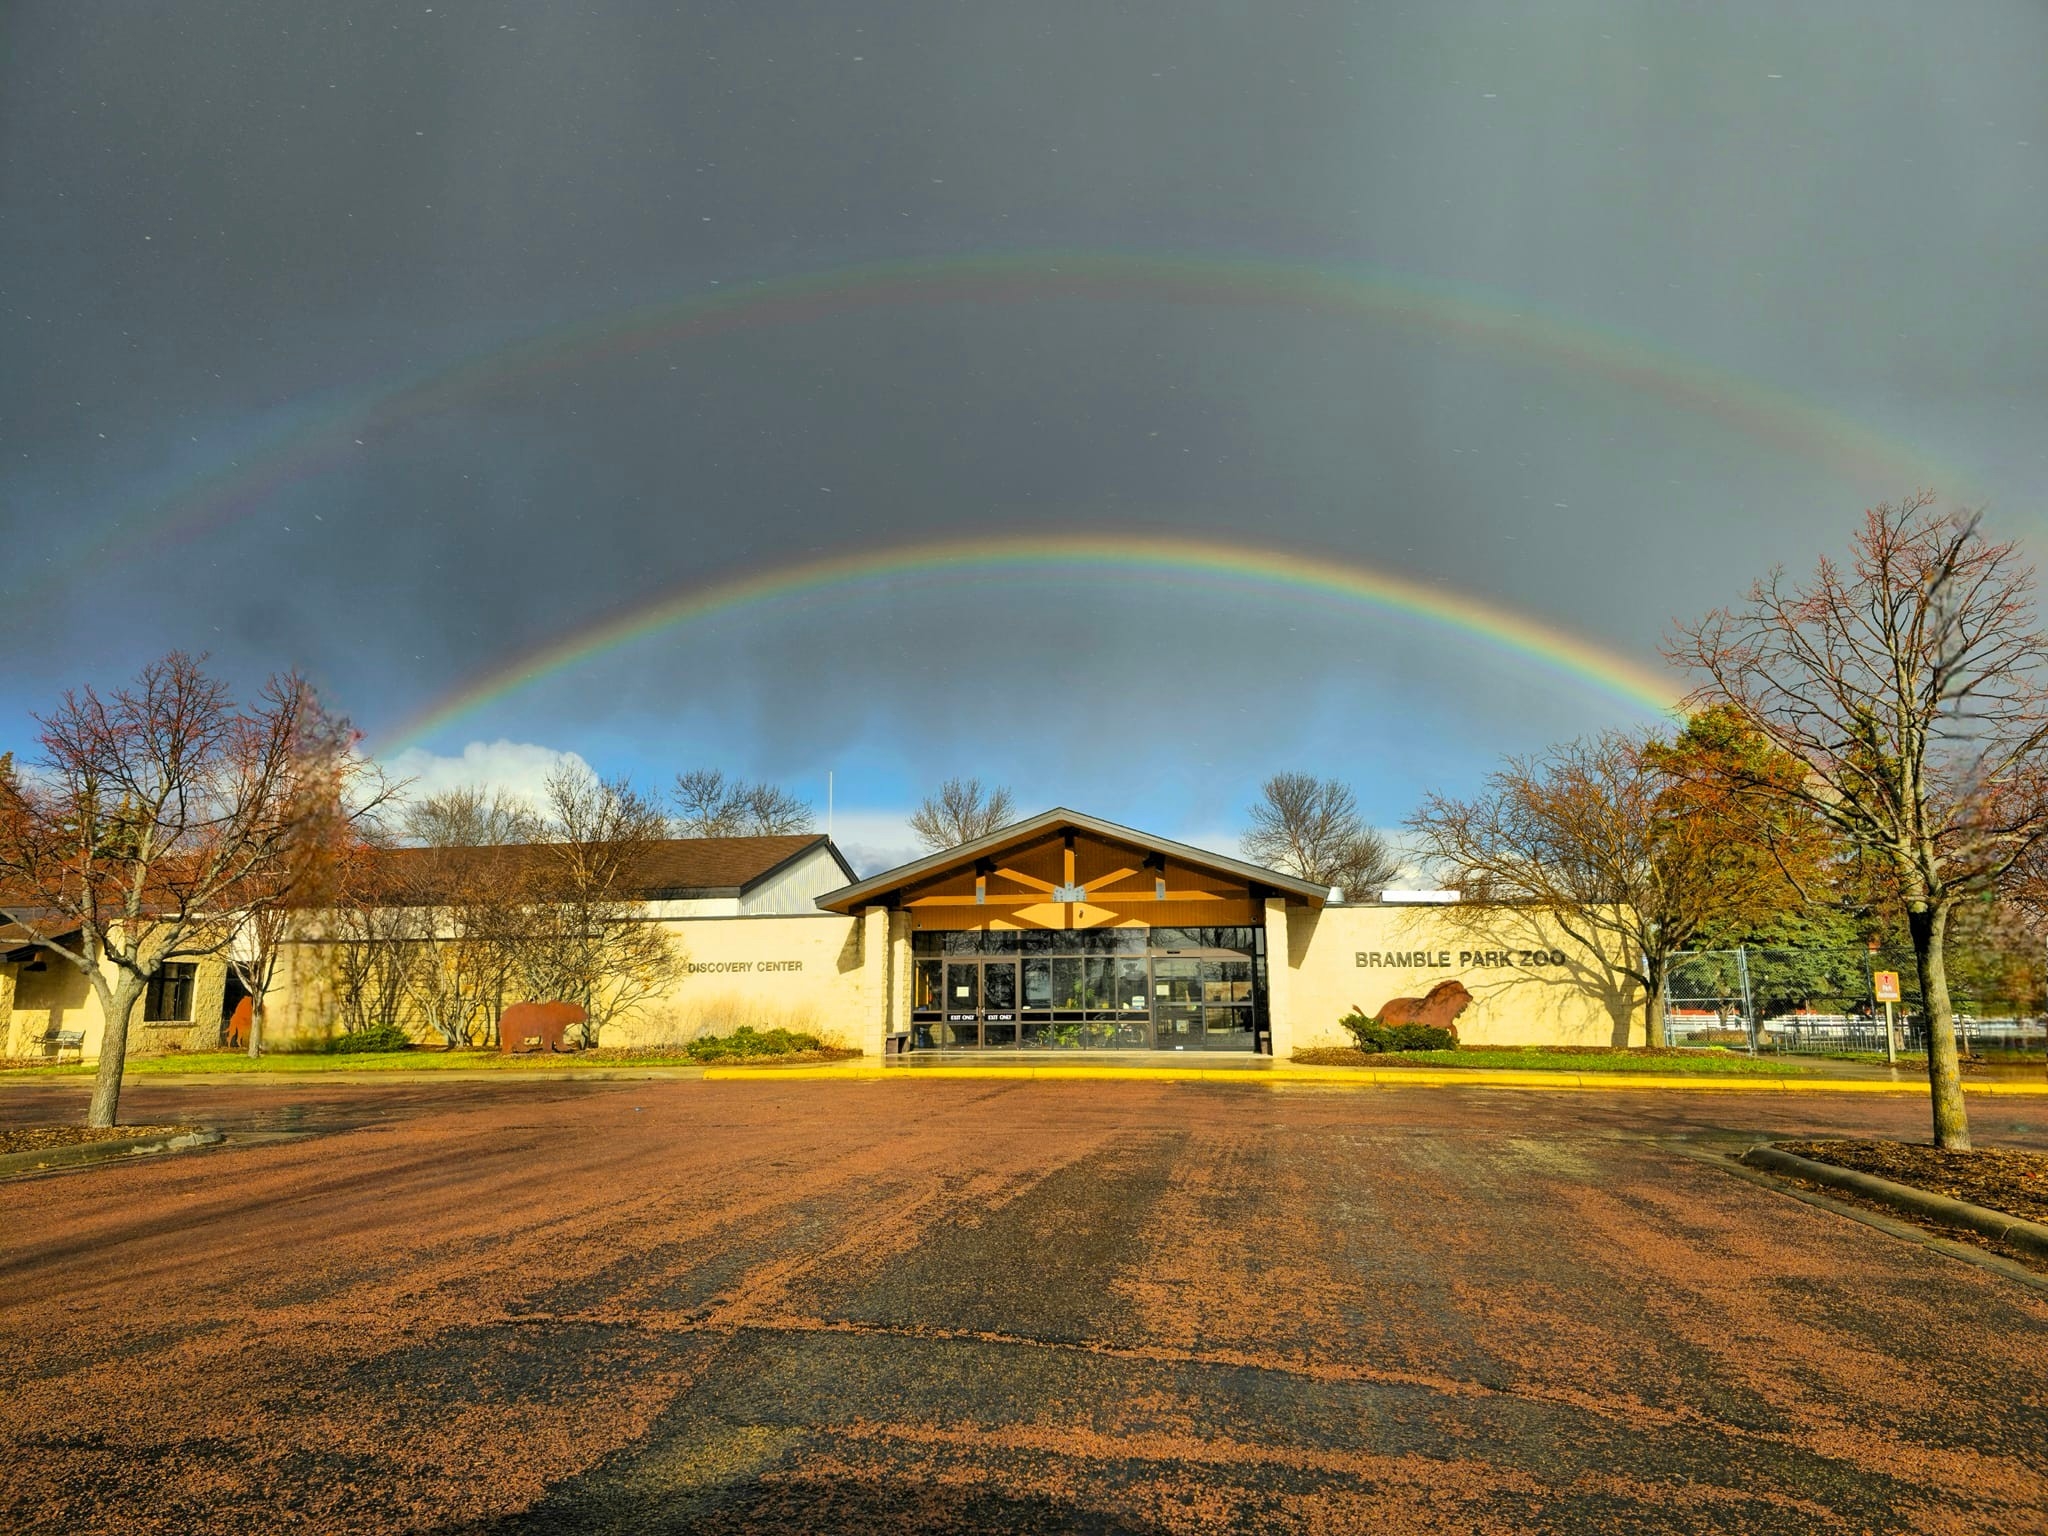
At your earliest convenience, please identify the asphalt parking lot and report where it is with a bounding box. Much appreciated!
[3,1076,2045,1534]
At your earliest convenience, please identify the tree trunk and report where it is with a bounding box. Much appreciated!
[87,977,145,1129]
[1642,953,1668,1048]
[247,990,265,1058]
[1907,901,1971,1150]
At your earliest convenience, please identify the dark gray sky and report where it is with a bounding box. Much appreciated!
[4,1,2044,869]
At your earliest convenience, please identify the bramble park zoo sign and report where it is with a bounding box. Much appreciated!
[683,960,807,975]
[1356,948,1569,969]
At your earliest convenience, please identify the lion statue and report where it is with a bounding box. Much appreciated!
[1375,979,1473,1038]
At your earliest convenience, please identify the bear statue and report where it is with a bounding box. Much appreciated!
[498,1000,589,1054]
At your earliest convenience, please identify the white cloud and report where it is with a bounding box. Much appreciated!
[824,809,924,877]
[380,740,593,813]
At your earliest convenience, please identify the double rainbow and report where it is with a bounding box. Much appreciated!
[23,250,1951,597]
[382,531,1681,748]
[19,250,1940,743]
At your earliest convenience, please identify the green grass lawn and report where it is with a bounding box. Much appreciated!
[2,1048,708,1077]
[1295,1046,1810,1075]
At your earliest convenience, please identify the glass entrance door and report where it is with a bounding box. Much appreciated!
[981,961,1018,1047]
[936,960,1020,1047]
[943,961,980,1047]
[1150,956,1256,1050]
[1154,959,1201,1050]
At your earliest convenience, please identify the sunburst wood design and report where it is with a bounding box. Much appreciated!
[902,830,1257,931]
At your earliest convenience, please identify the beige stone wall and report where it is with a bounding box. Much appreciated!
[251,901,1645,1058]
[2,953,232,1060]
[1284,904,1641,1049]
[7,956,101,1058]
[271,913,869,1050]
[596,914,867,1050]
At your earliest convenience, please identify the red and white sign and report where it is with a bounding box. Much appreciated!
[1872,971,1902,1002]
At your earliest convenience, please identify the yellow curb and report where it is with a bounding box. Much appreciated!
[700,1063,2048,1093]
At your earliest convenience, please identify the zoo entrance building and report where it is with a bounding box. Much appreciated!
[4,808,1634,1063]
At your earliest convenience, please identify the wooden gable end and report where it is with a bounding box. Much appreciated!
[903,829,1259,931]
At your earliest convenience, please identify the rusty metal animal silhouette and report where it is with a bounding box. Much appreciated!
[498,1001,588,1054]
[1375,980,1474,1038]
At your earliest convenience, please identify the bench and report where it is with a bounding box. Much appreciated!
[49,1030,84,1063]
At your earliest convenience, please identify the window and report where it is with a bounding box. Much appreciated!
[145,963,196,1023]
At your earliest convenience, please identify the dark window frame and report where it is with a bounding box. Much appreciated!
[144,962,197,1023]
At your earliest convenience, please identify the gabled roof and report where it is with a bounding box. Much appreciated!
[354,834,856,905]
[815,807,1328,912]
[1,919,82,961]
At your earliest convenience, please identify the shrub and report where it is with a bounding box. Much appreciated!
[684,1025,824,1062]
[333,1021,414,1054]
[1337,1010,1457,1054]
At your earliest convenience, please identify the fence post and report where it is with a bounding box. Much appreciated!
[1735,945,1757,1056]
[1658,960,1670,1047]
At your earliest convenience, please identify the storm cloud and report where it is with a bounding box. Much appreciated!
[3,0,2043,849]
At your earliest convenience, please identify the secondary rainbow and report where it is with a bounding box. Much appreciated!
[381,532,1681,749]
[20,251,1959,606]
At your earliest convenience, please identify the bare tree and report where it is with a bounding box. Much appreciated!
[1669,494,2048,1148]
[1410,731,1794,1047]
[1241,773,1400,899]
[671,769,814,837]
[401,785,539,847]
[389,787,539,1048]
[325,834,424,1041]
[0,655,348,1126]
[908,777,1017,851]
[528,764,681,1046]
[227,704,394,1057]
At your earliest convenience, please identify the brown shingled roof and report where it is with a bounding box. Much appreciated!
[350,835,847,905]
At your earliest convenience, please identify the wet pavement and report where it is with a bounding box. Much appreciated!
[2,1077,2045,1533]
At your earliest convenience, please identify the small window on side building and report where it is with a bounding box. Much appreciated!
[145,963,196,1022]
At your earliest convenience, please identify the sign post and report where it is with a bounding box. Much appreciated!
[1873,971,1902,1063]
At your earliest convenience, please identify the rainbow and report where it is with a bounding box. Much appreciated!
[17,251,1956,604]
[381,532,1682,749]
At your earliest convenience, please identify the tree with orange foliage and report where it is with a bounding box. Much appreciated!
[1646,703,1842,906]
[1670,494,2048,1148]
[1410,727,1795,1047]
[0,655,370,1125]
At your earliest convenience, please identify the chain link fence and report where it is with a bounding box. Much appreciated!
[1664,946,2048,1059]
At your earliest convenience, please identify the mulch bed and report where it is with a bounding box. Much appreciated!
[0,1125,199,1155]
[1781,1139,2048,1225]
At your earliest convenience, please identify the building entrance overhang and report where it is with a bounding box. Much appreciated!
[818,810,1325,1057]
[814,807,1328,924]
